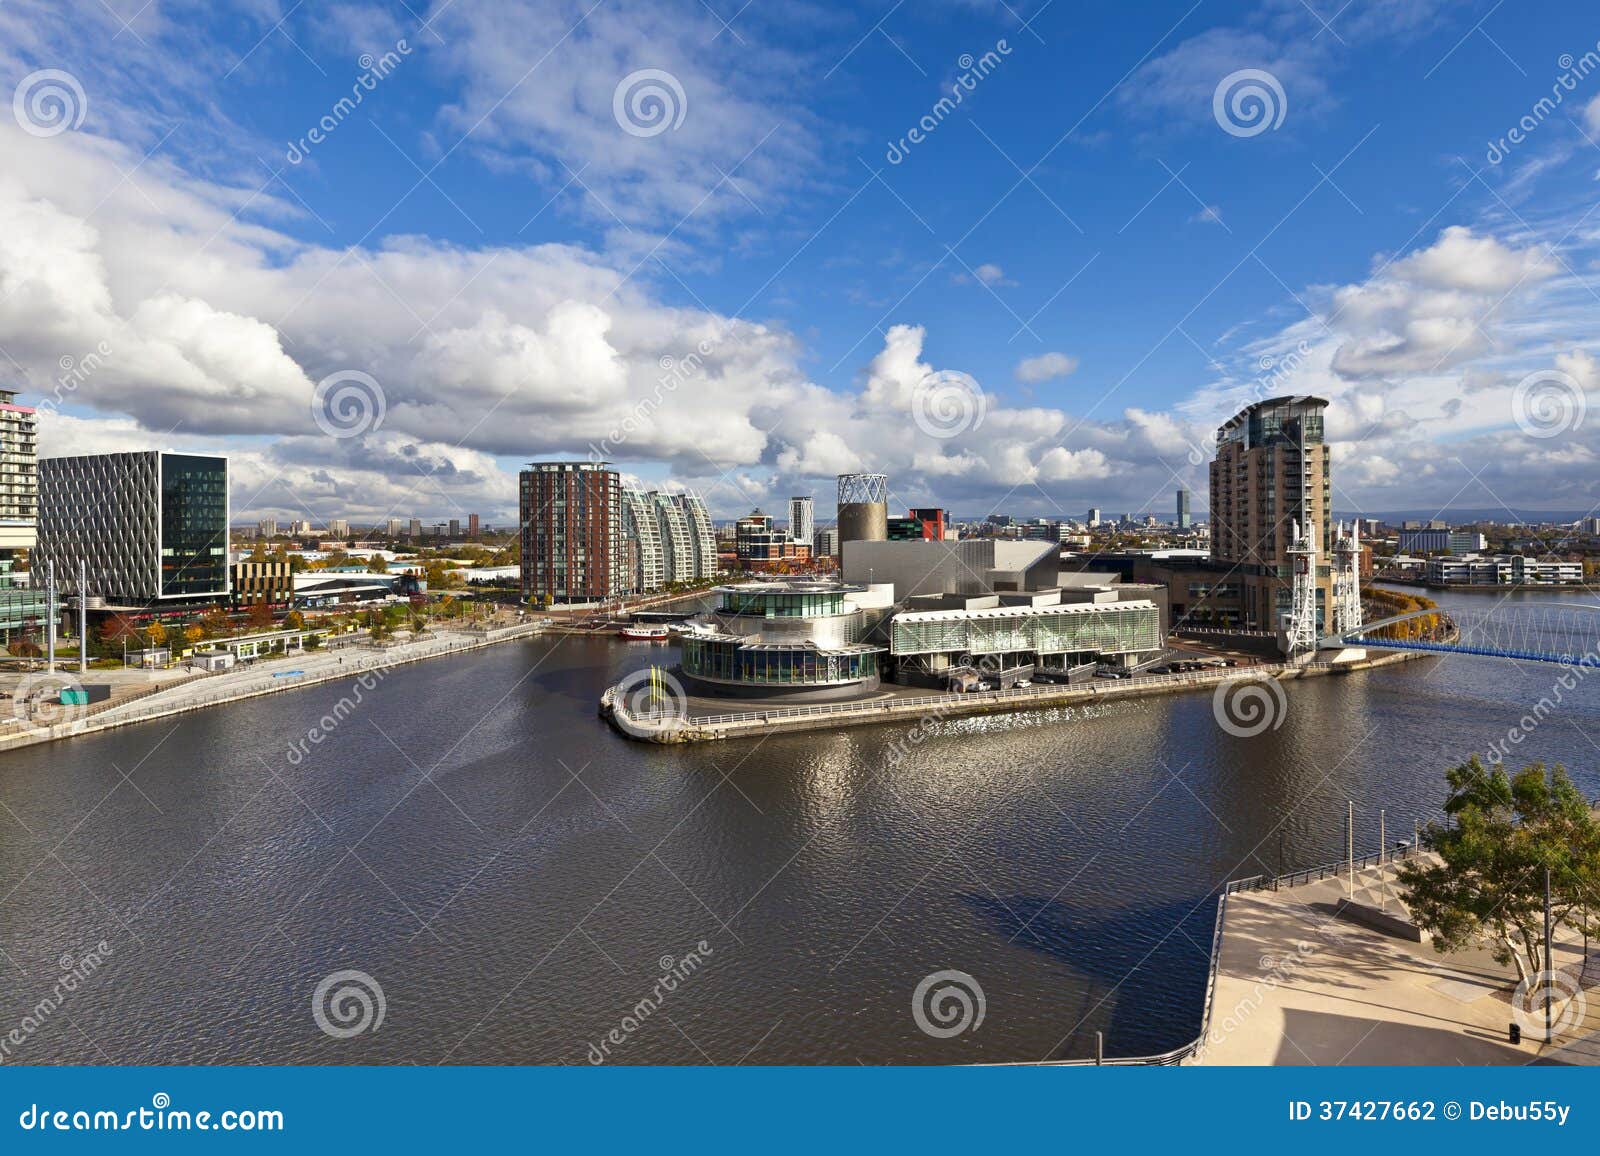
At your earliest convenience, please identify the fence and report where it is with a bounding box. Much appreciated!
[637,660,1326,730]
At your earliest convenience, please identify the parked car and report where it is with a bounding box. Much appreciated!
[1015,679,1031,688]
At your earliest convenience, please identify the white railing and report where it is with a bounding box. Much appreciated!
[631,661,1316,730]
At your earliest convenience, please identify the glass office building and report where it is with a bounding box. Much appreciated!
[37,451,230,605]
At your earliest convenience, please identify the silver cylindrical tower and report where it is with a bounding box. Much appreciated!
[836,473,888,546]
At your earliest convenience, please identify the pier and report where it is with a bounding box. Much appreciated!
[600,649,1421,743]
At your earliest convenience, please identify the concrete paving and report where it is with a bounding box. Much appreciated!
[1198,861,1599,1065]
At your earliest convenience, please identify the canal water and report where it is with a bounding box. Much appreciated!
[1,586,1597,1064]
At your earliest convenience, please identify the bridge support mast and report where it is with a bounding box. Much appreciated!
[1332,520,1363,638]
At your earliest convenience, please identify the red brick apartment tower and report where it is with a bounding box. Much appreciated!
[519,462,623,605]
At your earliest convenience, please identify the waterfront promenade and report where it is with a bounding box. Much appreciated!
[0,619,547,751]
[1198,861,1600,1065]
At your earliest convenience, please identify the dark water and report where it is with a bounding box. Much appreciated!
[3,586,1599,1065]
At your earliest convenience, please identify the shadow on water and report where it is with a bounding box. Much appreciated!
[964,891,1218,1060]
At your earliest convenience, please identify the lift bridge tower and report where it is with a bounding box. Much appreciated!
[1331,521,1364,638]
[1284,516,1320,658]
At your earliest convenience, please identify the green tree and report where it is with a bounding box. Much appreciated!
[1398,758,1600,985]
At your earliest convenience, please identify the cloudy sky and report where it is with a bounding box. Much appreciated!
[2,0,1599,527]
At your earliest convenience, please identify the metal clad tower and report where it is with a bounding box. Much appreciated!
[836,473,888,546]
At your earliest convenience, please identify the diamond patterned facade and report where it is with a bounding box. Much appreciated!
[38,451,230,606]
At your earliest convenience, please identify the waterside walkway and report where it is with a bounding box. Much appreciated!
[1196,860,1600,1065]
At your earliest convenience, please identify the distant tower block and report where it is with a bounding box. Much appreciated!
[837,473,889,545]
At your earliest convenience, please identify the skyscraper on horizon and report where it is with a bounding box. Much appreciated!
[1176,489,1191,530]
[788,496,814,546]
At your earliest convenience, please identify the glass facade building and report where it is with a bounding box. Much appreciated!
[679,582,883,699]
[37,450,230,606]
[890,601,1162,662]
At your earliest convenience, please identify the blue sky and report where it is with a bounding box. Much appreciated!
[3,0,1600,526]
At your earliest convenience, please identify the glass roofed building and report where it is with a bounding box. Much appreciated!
[680,580,886,701]
[890,599,1161,681]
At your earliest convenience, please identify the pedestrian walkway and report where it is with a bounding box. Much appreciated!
[1198,861,1596,1065]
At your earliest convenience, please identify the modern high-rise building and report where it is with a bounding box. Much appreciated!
[621,487,664,593]
[385,518,403,537]
[519,461,623,605]
[468,513,480,537]
[654,492,695,584]
[257,517,278,538]
[812,526,838,560]
[408,518,422,538]
[1176,489,1191,530]
[328,518,350,539]
[788,496,814,546]
[675,492,717,580]
[0,389,45,634]
[1209,395,1332,630]
[448,518,461,538]
[1087,507,1101,527]
[38,451,230,606]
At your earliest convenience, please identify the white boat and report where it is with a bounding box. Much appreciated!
[619,624,671,641]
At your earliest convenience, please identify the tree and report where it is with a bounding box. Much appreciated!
[145,621,167,647]
[284,610,305,630]
[1398,758,1600,985]
[99,615,137,649]
[247,602,275,631]
[183,625,204,647]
